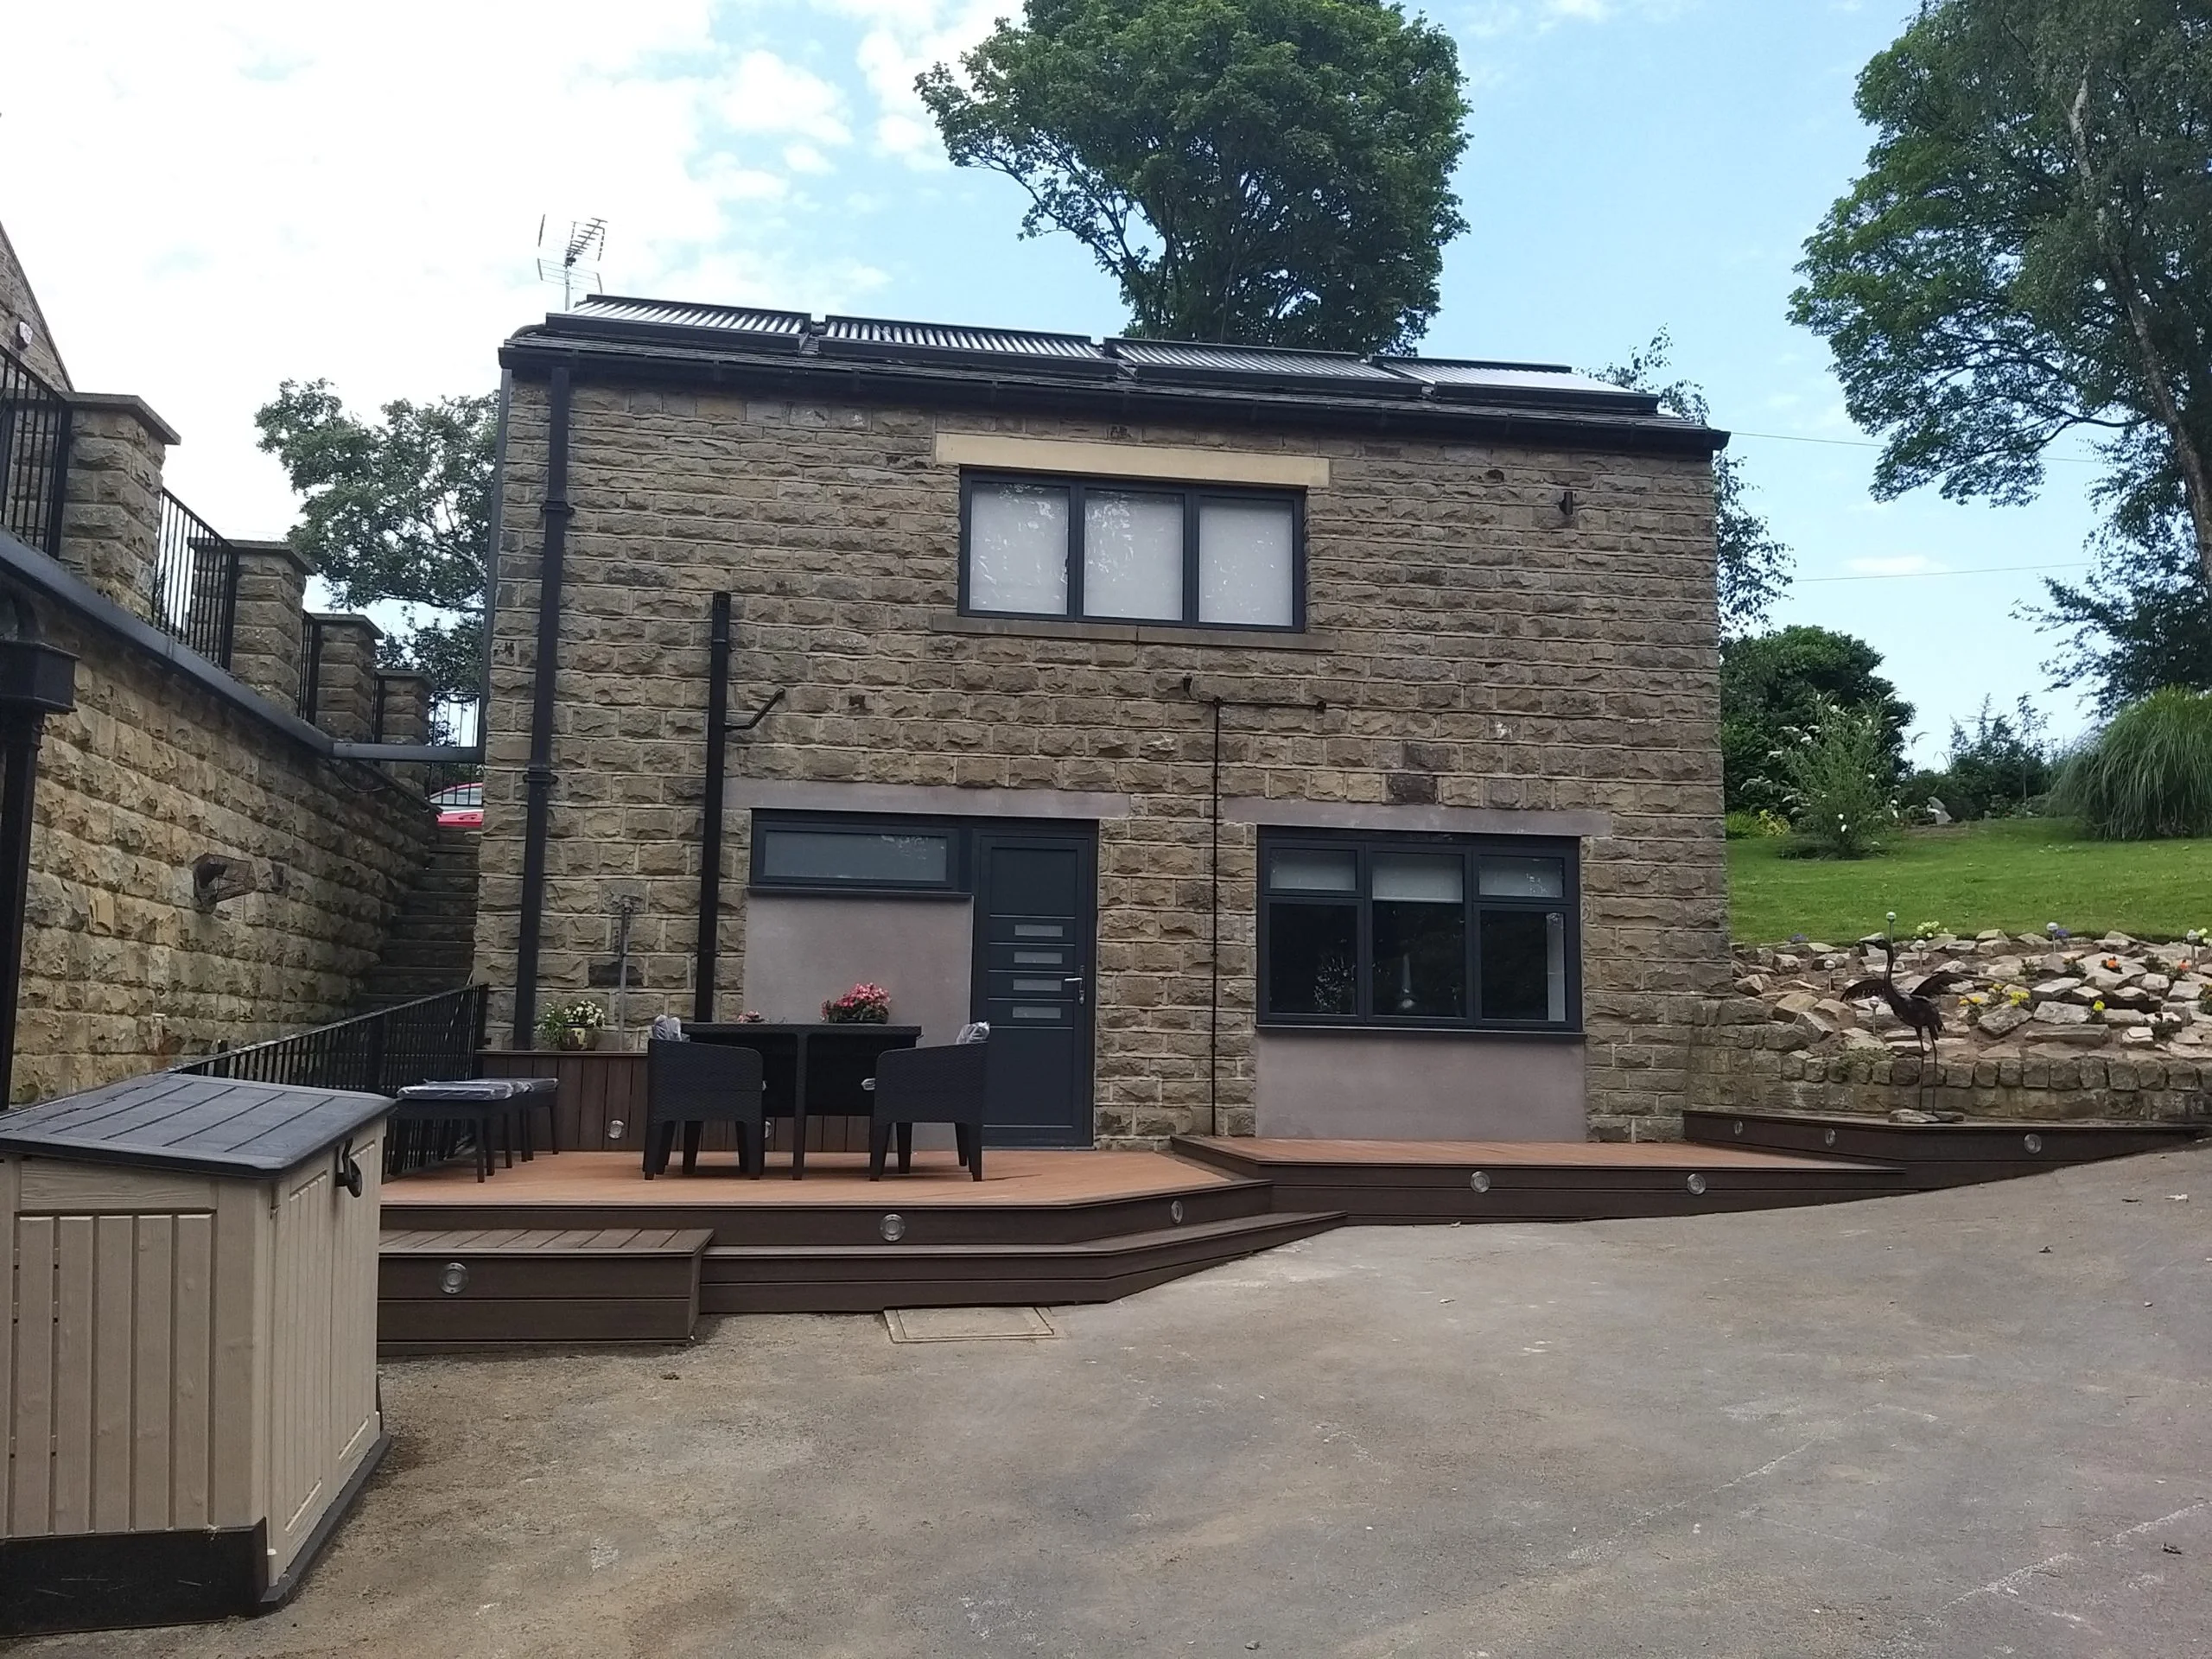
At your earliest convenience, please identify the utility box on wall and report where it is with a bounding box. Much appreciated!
[0,1073,390,1637]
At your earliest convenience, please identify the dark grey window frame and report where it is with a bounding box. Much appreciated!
[748,813,970,897]
[957,469,1307,633]
[1256,829,1583,1033]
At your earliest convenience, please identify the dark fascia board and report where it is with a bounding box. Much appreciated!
[499,330,1730,458]
[0,525,338,753]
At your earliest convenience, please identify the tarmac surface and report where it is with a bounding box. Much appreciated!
[16,1141,2210,1659]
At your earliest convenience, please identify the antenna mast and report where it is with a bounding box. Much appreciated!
[536,216,607,310]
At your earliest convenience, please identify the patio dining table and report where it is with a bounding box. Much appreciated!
[686,1022,921,1178]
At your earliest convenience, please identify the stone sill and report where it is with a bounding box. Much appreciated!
[928,612,1338,653]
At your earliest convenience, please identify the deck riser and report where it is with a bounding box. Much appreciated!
[1255,1187,1897,1224]
[381,1297,696,1350]
[698,1255,1300,1316]
[1680,1110,2203,1189]
[381,1184,1274,1248]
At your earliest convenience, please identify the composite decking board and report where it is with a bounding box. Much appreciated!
[1173,1136,1874,1171]
[384,1149,1236,1206]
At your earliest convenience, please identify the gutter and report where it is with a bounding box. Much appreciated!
[500,334,1730,460]
[510,366,573,1046]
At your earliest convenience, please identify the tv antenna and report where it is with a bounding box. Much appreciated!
[536,216,607,310]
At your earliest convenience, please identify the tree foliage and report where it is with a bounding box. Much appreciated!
[1598,330,1793,636]
[1790,0,2212,590]
[254,381,495,702]
[1720,626,1914,813]
[1905,695,2058,819]
[918,0,1469,353]
[2034,528,2212,712]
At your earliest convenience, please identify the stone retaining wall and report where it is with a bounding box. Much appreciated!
[1688,997,2209,1128]
[12,606,436,1102]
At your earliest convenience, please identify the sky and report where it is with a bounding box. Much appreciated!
[1,0,2122,762]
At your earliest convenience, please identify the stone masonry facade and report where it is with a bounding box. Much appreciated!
[475,372,1729,1144]
[11,604,433,1102]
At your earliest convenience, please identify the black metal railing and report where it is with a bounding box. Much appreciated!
[154,490,241,667]
[0,344,70,556]
[174,984,487,1095]
[294,606,322,716]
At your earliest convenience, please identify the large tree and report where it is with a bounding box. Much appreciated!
[1720,626,1914,813]
[1790,1,2212,594]
[918,0,1469,353]
[1598,331,1793,637]
[254,381,494,709]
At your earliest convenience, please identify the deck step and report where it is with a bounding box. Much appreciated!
[1172,1136,1904,1224]
[1681,1109,2205,1189]
[698,1210,1344,1314]
[378,1226,710,1354]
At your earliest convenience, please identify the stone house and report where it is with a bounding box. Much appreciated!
[0,224,473,1102]
[477,298,1731,1145]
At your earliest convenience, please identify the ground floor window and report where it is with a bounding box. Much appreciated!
[1258,830,1580,1031]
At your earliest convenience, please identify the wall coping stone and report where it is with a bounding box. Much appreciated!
[0,525,332,753]
[229,537,314,575]
[61,391,181,446]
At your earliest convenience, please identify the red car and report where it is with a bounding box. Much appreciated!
[431,781,482,829]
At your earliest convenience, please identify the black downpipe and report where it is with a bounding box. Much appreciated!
[511,367,573,1046]
[693,592,733,1022]
[1182,677,1325,1135]
[0,720,43,1103]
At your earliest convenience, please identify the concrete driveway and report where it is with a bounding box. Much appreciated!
[20,1143,2210,1659]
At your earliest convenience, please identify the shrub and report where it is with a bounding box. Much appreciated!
[1723,809,1790,840]
[1777,697,1899,859]
[2055,687,2212,839]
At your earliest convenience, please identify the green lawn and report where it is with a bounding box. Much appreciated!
[1728,818,2212,944]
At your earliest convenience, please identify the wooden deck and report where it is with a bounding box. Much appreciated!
[370,1122,2205,1344]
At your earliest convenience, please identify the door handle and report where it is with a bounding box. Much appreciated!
[1064,976,1086,1006]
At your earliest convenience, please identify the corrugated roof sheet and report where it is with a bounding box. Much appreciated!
[818,315,1122,377]
[0,1072,392,1177]
[1106,338,1419,392]
[1378,357,1658,405]
[552,295,811,350]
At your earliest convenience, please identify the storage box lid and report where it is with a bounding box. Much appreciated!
[0,1072,392,1177]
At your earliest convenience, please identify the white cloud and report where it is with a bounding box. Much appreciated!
[718,49,852,145]
[0,2,879,538]
[848,0,1001,163]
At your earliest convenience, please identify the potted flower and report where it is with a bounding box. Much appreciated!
[538,997,608,1051]
[821,982,890,1024]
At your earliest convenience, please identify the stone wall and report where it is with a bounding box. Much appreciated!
[1690,1003,2209,1126]
[0,223,69,390]
[11,604,436,1102]
[476,376,1726,1144]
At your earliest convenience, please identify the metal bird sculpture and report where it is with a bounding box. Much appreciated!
[1840,938,1974,1058]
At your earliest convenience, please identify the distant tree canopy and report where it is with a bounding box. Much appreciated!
[1598,331,1793,637]
[1790,0,2212,702]
[1720,626,1913,813]
[918,0,1470,353]
[254,381,494,704]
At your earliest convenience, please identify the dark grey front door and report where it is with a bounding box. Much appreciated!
[972,830,1096,1147]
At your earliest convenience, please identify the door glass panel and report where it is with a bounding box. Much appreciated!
[1478,856,1565,899]
[759,829,950,887]
[969,481,1070,614]
[1268,849,1357,893]
[1012,978,1063,993]
[1371,855,1465,1017]
[1013,950,1064,964]
[1482,908,1567,1021]
[1266,902,1358,1016]
[1198,499,1294,626]
[1084,490,1184,620]
[1014,923,1065,938]
[1012,1007,1064,1021]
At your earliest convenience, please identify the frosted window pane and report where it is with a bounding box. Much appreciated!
[1371,854,1464,904]
[1268,849,1357,893]
[1084,491,1184,620]
[1198,499,1294,626]
[760,830,950,886]
[1478,856,1565,899]
[969,482,1069,613]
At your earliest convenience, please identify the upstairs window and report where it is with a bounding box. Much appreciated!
[961,473,1303,631]
[1259,832,1580,1031]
